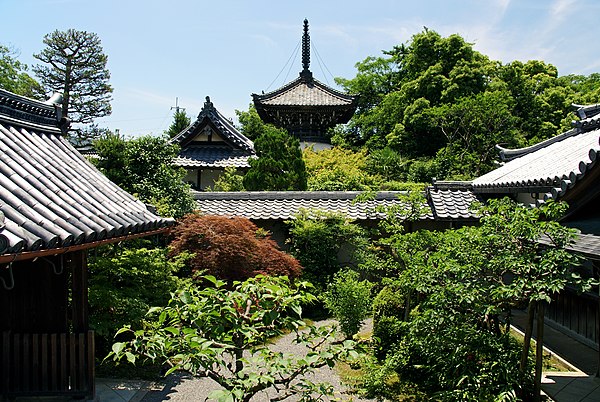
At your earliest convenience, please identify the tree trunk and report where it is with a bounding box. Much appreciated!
[234,334,244,374]
[404,291,411,322]
[520,301,536,378]
[533,302,545,402]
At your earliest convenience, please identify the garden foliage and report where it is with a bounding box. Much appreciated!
[286,209,366,290]
[360,197,590,400]
[88,242,189,355]
[109,275,361,402]
[93,134,195,218]
[169,214,302,281]
[323,269,373,339]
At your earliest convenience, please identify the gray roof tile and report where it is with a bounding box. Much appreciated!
[428,185,480,220]
[194,191,437,221]
[0,89,174,256]
[473,127,600,202]
[253,76,357,107]
[174,146,253,168]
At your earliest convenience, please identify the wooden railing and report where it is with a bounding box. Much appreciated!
[1,331,94,399]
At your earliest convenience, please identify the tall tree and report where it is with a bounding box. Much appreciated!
[0,44,44,99]
[93,134,195,218]
[33,29,113,124]
[243,126,307,191]
[165,108,191,138]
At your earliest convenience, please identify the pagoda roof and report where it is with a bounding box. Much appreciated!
[251,19,357,126]
[0,89,174,261]
[252,75,357,109]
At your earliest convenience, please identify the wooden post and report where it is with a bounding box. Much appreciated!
[595,261,600,378]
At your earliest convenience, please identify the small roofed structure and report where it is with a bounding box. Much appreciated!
[0,88,174,399]
[172,96,255,190]
[436,103,600,353]
[252,19,358,144]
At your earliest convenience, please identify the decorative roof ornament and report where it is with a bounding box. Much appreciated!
[202,96,215,112]
[300,19,313,81]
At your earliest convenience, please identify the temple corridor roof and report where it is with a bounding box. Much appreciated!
[0,89,174,259]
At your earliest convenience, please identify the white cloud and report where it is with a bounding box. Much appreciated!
[551,0,577,18]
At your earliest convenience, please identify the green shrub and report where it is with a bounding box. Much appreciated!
[323,269,373,339]
[88,244,189,356]
[372,283,407,360]
[287,209,366,291]
[387,309,526,401]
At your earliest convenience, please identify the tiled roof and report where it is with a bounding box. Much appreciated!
[473,121,600,202]
[0,89,174,257]
[539,232,600,259]
[194,191,435,221]
[252,76,357,107]
[427,183,480,220]
[174,146,253,168]
[172,96,254,153]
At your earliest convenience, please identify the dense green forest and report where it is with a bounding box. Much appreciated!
[327,29,600,182]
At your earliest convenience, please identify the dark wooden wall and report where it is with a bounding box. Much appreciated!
[0,256,68,333]
[546,288,599,348]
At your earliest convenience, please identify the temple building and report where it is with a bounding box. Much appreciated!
[0,88,174,399]
[172,96,255,190]
[252,19,358,144]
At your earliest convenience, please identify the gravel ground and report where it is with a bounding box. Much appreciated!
[140,319,376,402]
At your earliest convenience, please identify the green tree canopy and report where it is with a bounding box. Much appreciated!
[93,134,195,218]
[33,29,113,124]
[165,108,191,138]
[0,45,44,99]
[243,126,307,191]
[335,28,595,180]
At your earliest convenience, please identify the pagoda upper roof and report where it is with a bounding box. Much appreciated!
[252,74,357,108]
[252,19,357,111]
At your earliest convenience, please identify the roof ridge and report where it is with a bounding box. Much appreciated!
[497,128,580,162]
[0,89,62,130]
[193,190,408,201]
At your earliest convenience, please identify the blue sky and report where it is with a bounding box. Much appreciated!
[2,0,599,136]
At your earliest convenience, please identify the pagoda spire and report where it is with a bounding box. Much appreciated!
[300,19,313,81]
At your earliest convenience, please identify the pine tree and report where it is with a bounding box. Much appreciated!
[165,109,191,138]
[33,29,113,124]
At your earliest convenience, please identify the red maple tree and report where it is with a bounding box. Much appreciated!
[169,214,302,281]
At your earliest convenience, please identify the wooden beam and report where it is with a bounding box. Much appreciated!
[0,227,170,265]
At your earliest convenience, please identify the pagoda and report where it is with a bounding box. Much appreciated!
[252,19,358,143]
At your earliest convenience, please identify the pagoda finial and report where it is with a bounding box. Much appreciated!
[302,19,310,72]
[300,19,313,81]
